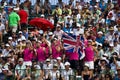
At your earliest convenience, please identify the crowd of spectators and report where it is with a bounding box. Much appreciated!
[0,0,120,80]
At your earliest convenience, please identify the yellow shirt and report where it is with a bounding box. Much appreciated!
[52,8,62,16]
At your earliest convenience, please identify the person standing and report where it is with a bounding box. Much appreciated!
[18,6,28,30]
[8,7,20,33]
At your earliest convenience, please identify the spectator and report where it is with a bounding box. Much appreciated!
[81,63,93,80]
[0,20,5,42]
[18,5,28,30]
[15,58,26,80]
[62,62,73,80]
[8,7,20,33]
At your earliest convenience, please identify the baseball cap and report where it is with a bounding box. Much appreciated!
[18,58,23,62]
[8,37,12,40]
[46,59,50,62]
[57,57,62,60]
[77,23,80,27]
[41,14,45,17]
[39,30,43,34]
[48,32,53,35]
[56,24,61,27]
[18,31,22,34]
[98,43,102,46]
[2,66,9,71]
[64,62,70,66]
[97,31,103,34]
[5,44,10,47]
[84,63,89,67]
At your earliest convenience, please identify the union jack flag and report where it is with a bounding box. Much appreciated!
[63,33,85,59]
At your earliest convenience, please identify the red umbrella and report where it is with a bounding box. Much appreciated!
[29,18,54,30]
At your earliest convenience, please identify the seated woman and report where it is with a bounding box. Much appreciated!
[81,64,93,80]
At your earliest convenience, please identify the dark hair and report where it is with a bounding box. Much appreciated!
[105,74,113,80]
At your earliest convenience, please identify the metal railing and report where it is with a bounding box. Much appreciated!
[0,69,82,80]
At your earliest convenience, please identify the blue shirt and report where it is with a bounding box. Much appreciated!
[63,27,71,33]
[96,36,105,44]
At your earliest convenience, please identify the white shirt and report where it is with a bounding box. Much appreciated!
[54,30,64,40]
[2,49,10,57]
[15,64,26,77]
[114,44,120,55]
[49,70,60,80]
[43,63,53,78]
[62,68,73,80]
[0,23,5,32]
[57,63,65,70]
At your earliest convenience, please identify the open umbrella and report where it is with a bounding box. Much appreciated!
[29,18,54,30]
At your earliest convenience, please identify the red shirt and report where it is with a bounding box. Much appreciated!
[18,9,28,24]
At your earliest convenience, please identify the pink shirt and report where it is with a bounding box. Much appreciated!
[37,47,46,62]
[52,44,61,59]
[66,52,79,60]
[84,46,94,61]
[23,48,33,61]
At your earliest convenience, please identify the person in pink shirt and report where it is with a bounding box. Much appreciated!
[51,38,62,59]
[84,40,98,70]
[23,42,35,66]
[40,37,50,58]
[36,41,46,62]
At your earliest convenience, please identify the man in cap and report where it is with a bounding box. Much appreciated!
[63,23,72,33]
[106,43,115,58]
[8,7,20,33]
[48,32,54,42]
[113,39,120,55]
[56,57,65,70]
[96,31,105,44]
[2,44,11,57]
[73,23,83,36]
[18,31,26,41]
[105,27,115,42]
[1,66,13,80]
[54,24,67,40]
[62,62,73,80]
[43,59,53,79]
[15,58,26,80]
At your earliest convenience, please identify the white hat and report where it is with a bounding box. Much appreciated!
[18,58,23,62]
[22,38,26,41]
[94,6,98,8]
[14,7,19,11]
[48,32,53,35]
[101,57,109,63]
[25,62,32,66]
[46,59,50,62]
[41,14,45,17]
[103,53,108,57]
[6,44,10,47]
[67,15,71,18]
[98,43,102,46]
[57,57,62,60]
[56,24,61,27]
[65,62,70,66]
[39,30,43,34]
[18,31,22,34]
[2,66,8,71]
[109,43,114,47]
[84,63,89,67]
[97,31,103,34]
[8,37,12,40]
[77,23,80,27]
[18,39,22,42]
[88,39,92,42]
